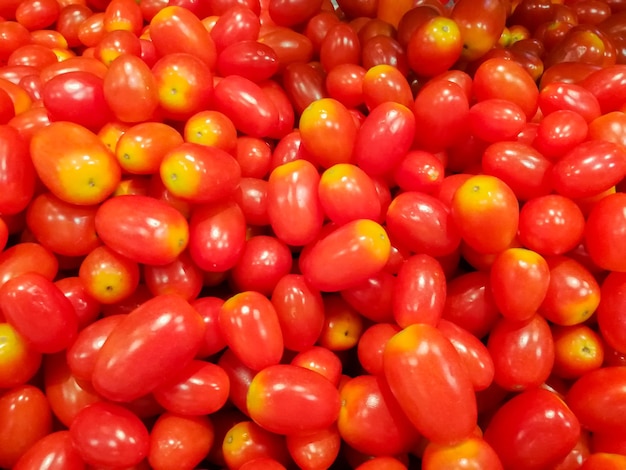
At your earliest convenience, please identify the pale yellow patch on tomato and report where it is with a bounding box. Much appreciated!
[159,155,201,200]
[88,270,129,304]
[453,174,505,214]
[56,152,122,205]
[0,323,30,368]
[164,220,190,258]
[51,47,75,62]
[352,219,391,266]
[157,73,194,113]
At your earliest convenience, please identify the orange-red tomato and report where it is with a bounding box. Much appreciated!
[0,323,42,389]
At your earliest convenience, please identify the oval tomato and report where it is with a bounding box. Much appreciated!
[0,124,35,215]
[13,431,85,470]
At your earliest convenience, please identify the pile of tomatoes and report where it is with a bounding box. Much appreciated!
[1,0,626,468]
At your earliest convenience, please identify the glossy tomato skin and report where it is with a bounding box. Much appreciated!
[286,425,341,470]
[13,430,85,470]
[584,192,626,272]
[299,219,391,292]
[0,323,42,389]
[597,272,626,353]
[538,82,601,123]
[0,272,78,354]
[0,124,35,215]
[219,291,284,371]
[69,402,149,468]
[92,294,205,402]
[422,436,504,470]
[247,364,342,436]
[0,242,58,289]
[95,194,189,266]
[484,388,580,470]
[566,367,626,434]
[487,314,555,391]
[383,323,477,444]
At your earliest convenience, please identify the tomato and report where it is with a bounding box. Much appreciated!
[290,346,342,386]
[316,294,364,351]
[0,124,35,215]
[268,0,322,26]
[422,437,503,470]
[94,29,142,66]
[103,54,159,123]
[92,294,204,402]
[451,0,506,61]
[584,192,626,272]
[487,314,555,391]
[338,375,421,456]
[160,142,241,204]
[247,364,341,435]
[299,98,358,168]
[468,98,526,143]
[95,194,189,266]
[9,44,58,69]
[383,323,477,444]
[0,272,78,354]
[267,159,324,246]
[597,272,626,354]
[148,413,214,470]
[552,324,605,379]
[325,63,365,109]
[149,6,217,69]
[152,360,229,415]
[286,426,341,470]
[214,75,279,138]
[210,6,260,53]
[222,420,291,469]
[0,385,53,468]
[490,248,550,322]
[151,52,214,121]
[580,453,626,470]
[217,349,256,415]
[281,62,327,114]
[408,16,463,77]
[451,175,519,255]
[354,456,408,470]
[103,0,143,35]
[319,23,360,72]
[70,402,150,468]
[0,242,58,289]
[30,122,121,205]
[115,122,183,175]
[188,200,247,272]
[484,388,581,470]
[300,219,391,292]
[582,64,626,114]
[412,78,469,152]
[0,323,41,389]
[13,431,85,470]
[538,82,601,123]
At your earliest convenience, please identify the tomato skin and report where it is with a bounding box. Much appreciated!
[597,272,626,354]
[383,323,477,445]
[580,453,626,470]
[213,75,279,139]
[269,0,323,27]
[95,194,189,266]
[286,426,341,470]
[217,41,279,82]
[552,324,605,380]
[392,254,446,328]
[0,272,78,354]
[188,200,247,272]
[267,159,324,247]
[566,366,626,434]
[552,140,626,199]
[290,346,342,386]
[538,82,601,123]
[13,431,85,470]
[422,436,504,470]
[149,6,217,69]
[92,294,205,402]
[247,364,342,436]
[338,375,421,456]
[219,291,284,371]
[0,323,41,389]
[468,98,526,143]
[582,64,626,114]
[484,388,581,470]
[148,413,214,470]
[0,242,58,289]
[487,314,555,391]
[30,121,121,206]
[584,193,626,272]
[69,402,150,468]
[0,385,53,469]
[300,219,391,292]
[0,124,35,215]
[222,420,291,470]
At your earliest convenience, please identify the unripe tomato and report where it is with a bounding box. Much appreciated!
[247,364,341,435]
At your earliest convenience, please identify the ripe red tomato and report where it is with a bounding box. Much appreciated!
[584,192,626,271]
[0,124,35,215]
[383,323,477,444]
[597,272,626,354]
[286,426,341,470]
[422,437,504,470]
[247,364,342,435]
[91,295,205,402]
[13,431,85,470]
[222,420,291,469]
[0,323,41,389]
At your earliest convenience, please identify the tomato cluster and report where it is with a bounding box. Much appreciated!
[1,0,626,469]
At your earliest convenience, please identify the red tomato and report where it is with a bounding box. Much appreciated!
[95,194,189,266]
[422,437,504,470]
[0,385,53,468]
[217,349,256,415]
[487,314,555,391]
[290,346,342,386]
[268,0,322,26]
[148,413,214,470]
[92,294,205,402]
[299,219,391,292]
[281,62,327,114]
[188,200,247,272]
[468,98,526,142]
[451,0,507,61]
[584,192,626,272]
[286,426,341,470]
[338,375,421,456]
[247,364,342,435]
[0,125,35,215]
[70,402,149,468]
[30,121,121,205]
[408,16,463,77]
[0,242,58,289]
[210,6,260,53]
[219,291,284,371]
[538,82,601,122]
[191,296,227,358]
[143,251,203,301]
[319,23,360,72]
[0,272,78,354]
[153,360,229,416]
[149,6,217,69]
[484,388,581,470]
[362,64,413,111]
[267,159,324,246]
[13,431,85,470]
[597,272,626,354]
[217,41,279,82]
[552,324,605,379]
[383,323,477,444]
[222,420,291,469]
[341,270,395,323]
[357,323,401,376]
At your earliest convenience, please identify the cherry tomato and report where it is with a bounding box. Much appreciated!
[584,192,626,272]
[451,0,507,61]
[422,437,504,470]
[222,420,291,469]
[552,324,605,379]
[0,242,58,289]
[384,323,477,444]
[0,323,41,389]
[0,125,35,215]
[286,425,341,470]
[13,431,85,470]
